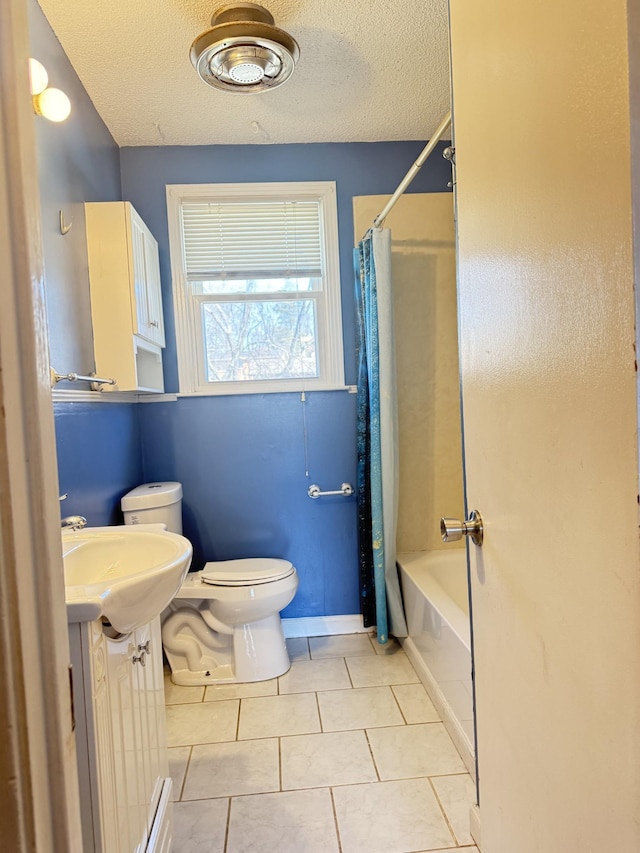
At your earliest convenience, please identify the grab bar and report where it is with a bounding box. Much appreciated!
[307,483,354,499]
[51,369,116,387]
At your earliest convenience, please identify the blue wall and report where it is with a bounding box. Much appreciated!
[54,403,143,525]
[138,392,358,616]
[121,143,451,618]
[30,0,143,524]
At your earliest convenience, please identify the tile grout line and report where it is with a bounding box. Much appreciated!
[329,786,344,853]
[223,796,231,852]
[363,728,381,782]
[177,745,193,801]
[389,684,409,725]
[314,690,324,733]
[343,655,355,689]
[234,698,240,741]
[278,736,283,791]
[347,654,357,688]
[427,774,462,848]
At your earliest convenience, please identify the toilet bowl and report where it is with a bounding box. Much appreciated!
[161,558,298,685]
[121,482,299,686]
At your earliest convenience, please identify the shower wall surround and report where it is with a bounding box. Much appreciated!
[31,0,453,619]
[353,193,464,552]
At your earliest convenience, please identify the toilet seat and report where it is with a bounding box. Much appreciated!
[201,558,294,586]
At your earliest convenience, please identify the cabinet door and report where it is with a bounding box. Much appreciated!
[88,627,119,852]
[106,633,148,852]
[142,231,165,347]
[129,209,151,341]
[129,205,165,348]
[135,619,168,838]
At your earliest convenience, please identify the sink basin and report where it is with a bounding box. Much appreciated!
[63,525,192,633]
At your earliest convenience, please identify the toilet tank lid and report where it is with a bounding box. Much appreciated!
[121,482,183,511]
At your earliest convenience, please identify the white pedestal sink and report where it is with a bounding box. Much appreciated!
[64,524,192,852]
[62,524,192,632]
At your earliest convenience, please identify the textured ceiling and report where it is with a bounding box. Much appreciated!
[37,0,451,147]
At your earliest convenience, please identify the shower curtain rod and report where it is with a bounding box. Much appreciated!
[371,111,452,229]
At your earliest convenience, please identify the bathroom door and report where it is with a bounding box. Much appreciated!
[0,0,84,848]
[449,0,640,850]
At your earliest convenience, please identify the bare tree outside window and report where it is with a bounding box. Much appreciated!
[196,276,319,382]
[202,298,317,382]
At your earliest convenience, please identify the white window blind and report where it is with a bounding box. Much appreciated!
[181,200,323,280]
[167,181,345,395]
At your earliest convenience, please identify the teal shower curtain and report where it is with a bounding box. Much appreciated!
[355,228,407,643]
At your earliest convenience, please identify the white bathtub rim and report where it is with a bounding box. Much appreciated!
[398,550,471,650]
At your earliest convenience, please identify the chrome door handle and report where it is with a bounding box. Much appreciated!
[132,651,147,666]
[440,510,483,547]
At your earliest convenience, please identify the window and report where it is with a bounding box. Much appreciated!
[166,182,345,395]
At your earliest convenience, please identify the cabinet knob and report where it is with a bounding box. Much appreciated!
[137,640,151,655]
[149,320,159,328]
[132,651,147,667]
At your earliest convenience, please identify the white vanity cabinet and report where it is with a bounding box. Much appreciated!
[86,201,165,392]
[69,616,172,853]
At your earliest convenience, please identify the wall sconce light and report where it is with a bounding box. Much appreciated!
[29,58,71,123]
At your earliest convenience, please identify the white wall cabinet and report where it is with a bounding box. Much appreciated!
[86,202,165,392]
[69,616,172,853]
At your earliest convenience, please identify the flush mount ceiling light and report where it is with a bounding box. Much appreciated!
[190,3,300,94]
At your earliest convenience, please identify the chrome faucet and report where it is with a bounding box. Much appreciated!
[61,515,87,531]
[59,494,86,530]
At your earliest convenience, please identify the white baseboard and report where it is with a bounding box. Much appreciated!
[470,804,482,850]
[401,636,476,776]
[282,614,370,638]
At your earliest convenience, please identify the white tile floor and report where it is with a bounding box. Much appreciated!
[167,634,478,853]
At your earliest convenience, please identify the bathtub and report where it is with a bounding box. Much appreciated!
[398,548,475,773]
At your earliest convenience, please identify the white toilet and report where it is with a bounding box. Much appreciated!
[122,482,298,686]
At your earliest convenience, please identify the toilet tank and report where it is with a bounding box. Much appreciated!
[121,482,183,534]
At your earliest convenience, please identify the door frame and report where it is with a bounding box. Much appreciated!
[0,1,82,848]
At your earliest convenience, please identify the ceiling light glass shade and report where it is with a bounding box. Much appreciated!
[33,88,71,122]
[190,4,299,93]
[28,58,48,96]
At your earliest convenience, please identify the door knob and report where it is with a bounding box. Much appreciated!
[440,510,483,547]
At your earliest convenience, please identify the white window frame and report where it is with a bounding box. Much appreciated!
[166,181,346,395]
